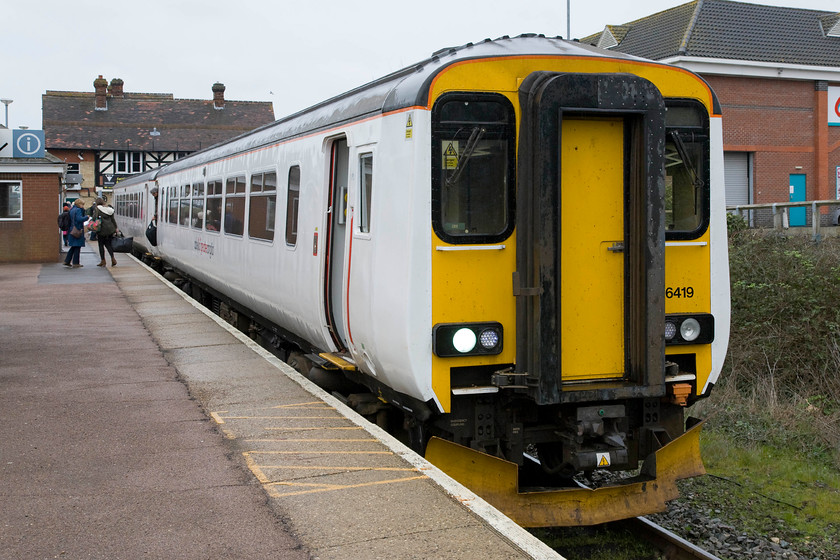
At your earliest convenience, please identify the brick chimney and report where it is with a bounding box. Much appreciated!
[94,75,108,110]
[212,82,225,110]
[109,78,124,98]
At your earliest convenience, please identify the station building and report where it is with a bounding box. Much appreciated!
[42,77,275,202]
[0,78,274,263]
[0,129,66,263]
[582,0,840,223]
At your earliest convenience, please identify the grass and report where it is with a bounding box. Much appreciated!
[681,223,840,557]
[699,429,840,549]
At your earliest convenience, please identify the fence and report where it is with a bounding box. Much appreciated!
[727,200,840,240]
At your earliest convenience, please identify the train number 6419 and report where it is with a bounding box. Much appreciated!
[666,286,695,298]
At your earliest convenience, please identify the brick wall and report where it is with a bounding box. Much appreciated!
[705,75,840,205]
[0,172,62,263]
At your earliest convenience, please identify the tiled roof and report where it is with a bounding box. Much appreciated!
[581,0,840,67]
[43,88,275,152]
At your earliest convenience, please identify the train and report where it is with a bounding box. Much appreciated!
[113,34,730,527]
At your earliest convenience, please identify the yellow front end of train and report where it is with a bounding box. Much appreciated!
[424,53,726,526]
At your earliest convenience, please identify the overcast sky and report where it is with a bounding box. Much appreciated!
[2,0,838,131]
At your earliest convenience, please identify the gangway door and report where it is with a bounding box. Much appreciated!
[515,72,667,405]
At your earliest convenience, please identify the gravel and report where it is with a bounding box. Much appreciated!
[647,479,834,560]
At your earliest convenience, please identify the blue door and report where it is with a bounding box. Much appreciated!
[789,174,806,227]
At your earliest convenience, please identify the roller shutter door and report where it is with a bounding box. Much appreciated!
[724,152,750,207]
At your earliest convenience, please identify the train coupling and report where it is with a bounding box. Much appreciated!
[562,404,629,471]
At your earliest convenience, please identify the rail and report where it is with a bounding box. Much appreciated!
[727,200,840,240]
[617,517,722,560]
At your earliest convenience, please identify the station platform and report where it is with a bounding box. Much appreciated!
[0,243,562,560]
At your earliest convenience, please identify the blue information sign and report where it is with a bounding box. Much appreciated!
[13,130,45,158]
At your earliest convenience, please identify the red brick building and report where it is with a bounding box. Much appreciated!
[0,153,66,263]
[43,77,275,203]
[583,0,840,224]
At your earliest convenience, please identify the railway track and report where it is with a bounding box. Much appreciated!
[616,516,721,560]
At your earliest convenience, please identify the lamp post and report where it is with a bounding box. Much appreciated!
[567,0,571,40]
[0,99,12,128]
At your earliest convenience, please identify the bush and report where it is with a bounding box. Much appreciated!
[703,231,840,465]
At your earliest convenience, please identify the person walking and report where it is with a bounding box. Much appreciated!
[93,198,119,267]
[63,199,87,268]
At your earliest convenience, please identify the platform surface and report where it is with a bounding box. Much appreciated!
[0,244,561,560]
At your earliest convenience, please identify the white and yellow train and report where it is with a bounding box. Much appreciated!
[114,34,730,527]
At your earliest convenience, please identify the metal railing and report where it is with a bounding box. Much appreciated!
[727,200,840,240]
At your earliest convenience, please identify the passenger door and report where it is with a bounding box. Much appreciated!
[324,137,350,351]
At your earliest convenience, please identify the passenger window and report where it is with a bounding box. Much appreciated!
[224,175,246,236]
[179,184,191,226]
[285,166,301,246]
[249,171,277,241]
[359,154,373,233]
[665,101,710,239]
[431,94,515,243]
[206,180,223,231]
[192,182,205,229]
[168,186,178,224]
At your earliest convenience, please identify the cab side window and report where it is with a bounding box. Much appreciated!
[431,93,515,244]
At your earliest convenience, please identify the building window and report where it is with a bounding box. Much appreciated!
[359,154,373,233]
[116,152,144,174]
[249,171,277,241]
[131,153,143,173]
[285,166,301,246]
[0,181,23,220]
[224,175,246,236]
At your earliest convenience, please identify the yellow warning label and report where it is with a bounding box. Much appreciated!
[405,113,413,140]
[596,452,611,468]
[443,142,459,170]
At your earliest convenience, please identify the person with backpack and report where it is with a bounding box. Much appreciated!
[92,198,119,267]
[57,203,71,246]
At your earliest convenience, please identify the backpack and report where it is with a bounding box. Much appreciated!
[58,211,71,231]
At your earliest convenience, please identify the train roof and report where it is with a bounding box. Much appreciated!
[116,34,680,186]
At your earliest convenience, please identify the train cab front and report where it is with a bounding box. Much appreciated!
[425,69,725,527]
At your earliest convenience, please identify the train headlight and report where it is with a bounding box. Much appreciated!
[664,314,715,345]
[680,318,701,342]
[433,322,504,357]
[452,328,477,353]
